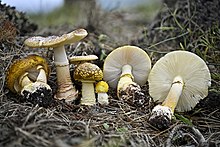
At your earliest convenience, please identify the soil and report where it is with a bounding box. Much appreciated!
[0,0,220,147]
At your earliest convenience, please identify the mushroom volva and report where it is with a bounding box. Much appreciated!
[6,54,52,107]
[148,50,211,129]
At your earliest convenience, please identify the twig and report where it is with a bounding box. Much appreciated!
[148,31,189,49]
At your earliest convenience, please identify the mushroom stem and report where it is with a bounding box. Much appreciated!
[97,93,109,105]
[117,64,135,97]
[19,73,33,88]
[118,64,134,90]
[148,76,184,129]
[36,65,47,83]
[162,76,184,113]
[53,46,78,102]
[121,64,133,77]
[53,46,69,65]
[81,82,96,105]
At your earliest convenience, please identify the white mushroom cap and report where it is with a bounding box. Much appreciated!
[69,55,98,64]
[103,45,151,88]
[148,51,211,112]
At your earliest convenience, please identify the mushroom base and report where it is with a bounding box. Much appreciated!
[54,86,78,104]
[149,105,173,130]
[97,93,109,105]
[118,82,147,107]
[21,82,53,107]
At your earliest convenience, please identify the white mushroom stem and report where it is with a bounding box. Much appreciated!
[121,64,133,76]
[81,81,96,105]
[149,76,184,129]
[97,93,109,105]
[53,45,78,102]
[36,65,47,83]
[19,72,33,88]
[53,46,69,65]
[162,76,184,113]
[117,64,135,96]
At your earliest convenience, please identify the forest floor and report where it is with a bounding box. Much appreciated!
[0,0,220,146]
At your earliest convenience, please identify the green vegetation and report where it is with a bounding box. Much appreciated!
[28,3,80,28]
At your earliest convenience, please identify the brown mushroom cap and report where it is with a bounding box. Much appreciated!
[74,62,103,82]
[6,55,50,93]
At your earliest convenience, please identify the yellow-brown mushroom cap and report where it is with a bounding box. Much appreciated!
[96,81,109,93]
[74,62,103,82]
[6,55,50,93]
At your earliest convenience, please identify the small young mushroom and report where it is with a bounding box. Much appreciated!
[95,81,109,105]
[6,54,52,107]
[74,62,103,105]
[24,29,88,103]
[103,45,151,106]
[148,51,211,129]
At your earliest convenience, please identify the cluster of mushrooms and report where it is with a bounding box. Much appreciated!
[6,28,211,129]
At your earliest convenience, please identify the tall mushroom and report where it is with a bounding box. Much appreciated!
[24,29,88,103]
[6,54,52,107]
[103,45,151,106]
[148,50,211,129]
[74,62,103,105]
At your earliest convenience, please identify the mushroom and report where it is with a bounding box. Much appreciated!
[103,45,151,105]
[148,51,211,129]
[24,29,88,103]
[6,54,52,107]
[74,62,103,105]
[95,81,109,105]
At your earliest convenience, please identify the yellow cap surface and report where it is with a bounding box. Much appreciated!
[96,81,109,93]
[6,55,50,93]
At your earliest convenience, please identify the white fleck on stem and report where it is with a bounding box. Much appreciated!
[162,76,184,113]
[81,82,96,105]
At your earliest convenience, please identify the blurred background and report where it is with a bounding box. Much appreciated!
[1,0,162,42]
